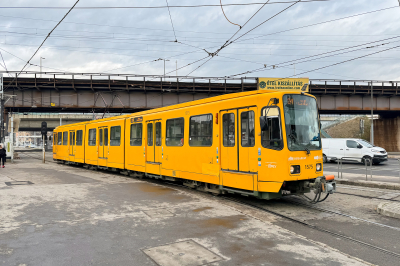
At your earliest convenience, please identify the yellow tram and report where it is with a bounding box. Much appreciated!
[53,88,336,201]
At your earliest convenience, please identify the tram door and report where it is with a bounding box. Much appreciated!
[221,110,238,171]
[53,133,58,155]
[69,131,75,158]
[221,107,257,173]
[98,126,108,166]
[146,120,162,164]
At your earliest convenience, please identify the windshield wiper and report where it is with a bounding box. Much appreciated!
[304,147,310,155]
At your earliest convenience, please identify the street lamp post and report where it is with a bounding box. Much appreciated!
[40,57,45,78]
[164,59,170,77]
[158,58,170,77]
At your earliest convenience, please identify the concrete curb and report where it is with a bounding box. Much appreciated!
[335,179,400,190]
[377,202,400,219]
[388,155,400,159]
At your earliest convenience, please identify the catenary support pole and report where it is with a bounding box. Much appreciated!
[42,135,45,163]
[11,116,13,163]
[370,81,374,145]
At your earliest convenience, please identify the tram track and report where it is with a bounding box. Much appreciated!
[23,152,400,260]
[335,191,400,202]
[20,152,57,164]
[145,181,400,260]
[282,197,400,231]
[220,195,400,260]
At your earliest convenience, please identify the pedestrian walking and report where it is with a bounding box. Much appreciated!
[0,144,6,168]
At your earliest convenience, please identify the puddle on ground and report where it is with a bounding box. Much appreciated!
[200,215,248,229]
[137,183,175,195]
[192,207,213,212]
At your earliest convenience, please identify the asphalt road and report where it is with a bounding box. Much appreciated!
[324,158,400,182]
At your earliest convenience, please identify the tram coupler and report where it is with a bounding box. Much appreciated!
[309,175,336,194]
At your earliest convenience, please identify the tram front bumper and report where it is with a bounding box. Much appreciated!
[312,175,336,194]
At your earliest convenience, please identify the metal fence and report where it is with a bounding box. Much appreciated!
[335,157,372,181]
[334,157,400,183]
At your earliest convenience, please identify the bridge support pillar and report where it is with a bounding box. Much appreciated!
[374,117,400,152]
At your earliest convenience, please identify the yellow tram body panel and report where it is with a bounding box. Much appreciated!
[53,90,324,198]
[53,122,88,163]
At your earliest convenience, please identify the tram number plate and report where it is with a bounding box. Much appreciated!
[305,164,313,170]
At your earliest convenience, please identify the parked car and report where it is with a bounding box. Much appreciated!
[322,138,387,165]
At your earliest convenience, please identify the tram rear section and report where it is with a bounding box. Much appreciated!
[53,89,336,201]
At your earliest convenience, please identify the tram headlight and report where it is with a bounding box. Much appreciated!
[316,163,321,171]
[290,165,300,174]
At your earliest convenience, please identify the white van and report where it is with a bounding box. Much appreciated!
[322,138,387,165]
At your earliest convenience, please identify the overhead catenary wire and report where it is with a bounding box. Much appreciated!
[180,0,302,78]
[226,35,400,77]
[2,3,398,82]
[4,0,81,92]
[0,1,332,9]
[1,11,399,38]
[0,51,11,76]
[234,5,399,44]
[236,44,400,80]
[165,0,177,42]
[223,0,271,45]
[229,0,301,45]
[220,0,242,28]
[8,28,400,48]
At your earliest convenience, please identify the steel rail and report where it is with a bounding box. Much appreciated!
[334,191,400,202]
[222,196,400,259]
[283,197,400,231]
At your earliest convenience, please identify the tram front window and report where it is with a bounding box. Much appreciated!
[283,94,321,151]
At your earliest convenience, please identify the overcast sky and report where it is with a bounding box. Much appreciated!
[0,0,400,81]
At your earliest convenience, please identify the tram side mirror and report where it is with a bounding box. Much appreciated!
[260,116,268,131]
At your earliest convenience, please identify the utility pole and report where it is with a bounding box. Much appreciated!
[370,81,374,145]
[176,60,178,76]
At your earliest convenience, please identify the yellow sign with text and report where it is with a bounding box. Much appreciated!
[258,77,309,92]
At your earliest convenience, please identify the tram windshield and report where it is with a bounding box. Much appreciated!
[283,94,321,151]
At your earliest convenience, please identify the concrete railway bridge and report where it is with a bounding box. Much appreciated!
[1,72,400,151]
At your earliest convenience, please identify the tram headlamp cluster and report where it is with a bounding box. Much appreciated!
[290,165,300,174]
[316,163,322,171]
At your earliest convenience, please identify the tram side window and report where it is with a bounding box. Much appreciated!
[62,131,68,145]
[223,113,235,147]
[155,122,162,146]
[88,129,96,146]
[147,123,153,146]
[189,114,212,146]
[69,132,75,145]
[110,126,121,146]
[54,133,57,145]
[241,111,255,147]
[58,132,62,145]
[76,130,83,146]
[166,118,184,146]
[261,107,283,150]
[130,124,142,146]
